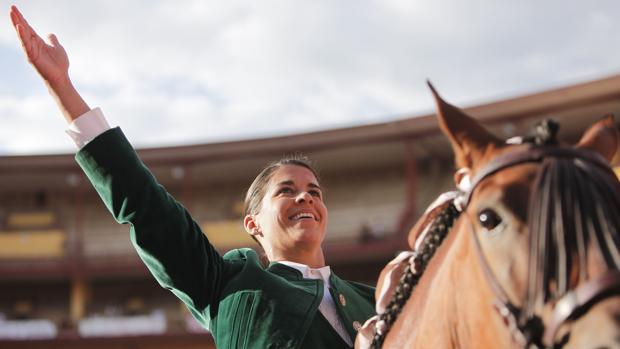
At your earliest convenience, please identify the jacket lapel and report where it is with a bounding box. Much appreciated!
[329,274,376,339]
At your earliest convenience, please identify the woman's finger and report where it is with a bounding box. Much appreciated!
[15,24,29,52]
[16,24,37,61]
[28,33,38,62]
[12,5,26,25]
[9,6,18,27]
[48,33,61,48]
[11,6,40,44]
[11,5,28,32]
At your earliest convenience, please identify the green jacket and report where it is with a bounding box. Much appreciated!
[76,128,375,349]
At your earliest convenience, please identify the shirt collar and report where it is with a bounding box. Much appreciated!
[278,261,331,283]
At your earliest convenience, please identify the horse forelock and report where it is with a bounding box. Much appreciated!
[522,154,620,323]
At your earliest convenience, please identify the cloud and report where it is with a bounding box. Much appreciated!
[0,93,75,154]
[1,0,619,155]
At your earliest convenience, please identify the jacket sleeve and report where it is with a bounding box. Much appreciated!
[75,127,226,324]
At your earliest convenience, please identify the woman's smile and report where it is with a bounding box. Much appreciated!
[289,211,319,221]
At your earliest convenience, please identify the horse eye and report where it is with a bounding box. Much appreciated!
[478,208,502,230]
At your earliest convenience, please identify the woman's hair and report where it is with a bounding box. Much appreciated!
[243,155,320,217]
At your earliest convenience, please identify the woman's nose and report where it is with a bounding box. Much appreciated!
[295,191,313,204]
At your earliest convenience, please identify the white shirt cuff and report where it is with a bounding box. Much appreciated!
[65,107,111,149]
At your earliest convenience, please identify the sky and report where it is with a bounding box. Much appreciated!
[0,0,619,155]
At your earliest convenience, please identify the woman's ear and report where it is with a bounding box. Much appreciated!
[244,214,262,237]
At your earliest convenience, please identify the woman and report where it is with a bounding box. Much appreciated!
[10,6,375,349]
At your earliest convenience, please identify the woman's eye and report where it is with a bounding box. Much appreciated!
[309,190,321,198]
[278,187,293,194]
[478,208,502,230]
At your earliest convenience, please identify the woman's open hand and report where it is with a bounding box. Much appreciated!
[10,5,69,88]
[9,5,89,121]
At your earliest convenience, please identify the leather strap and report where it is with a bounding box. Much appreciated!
[543,271,620,347]
[464,145,619,348]
[464,146,613,206]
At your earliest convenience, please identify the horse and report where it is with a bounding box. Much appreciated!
[356,83,620,349]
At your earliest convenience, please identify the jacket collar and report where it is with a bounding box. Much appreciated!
[266,262,305,280]
[279,261,332,281]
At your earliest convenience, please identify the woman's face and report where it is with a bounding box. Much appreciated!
[252,165,328,255]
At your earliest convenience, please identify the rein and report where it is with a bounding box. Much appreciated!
[370,142,620,349]
[369,202,459,348]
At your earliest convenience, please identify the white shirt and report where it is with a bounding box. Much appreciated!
[65,109,353,346]
[278,261,352,346]
[65,108,110,149]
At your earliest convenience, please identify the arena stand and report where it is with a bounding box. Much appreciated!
[0,75,619,348]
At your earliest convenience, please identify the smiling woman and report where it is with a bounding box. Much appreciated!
[9,5,375,349]
[243,158,328,267]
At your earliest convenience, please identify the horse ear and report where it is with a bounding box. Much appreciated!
[427,81,501,169]
[576,115,619,164]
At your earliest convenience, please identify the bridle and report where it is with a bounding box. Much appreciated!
[464,145,620,348]
[370,138,620,349]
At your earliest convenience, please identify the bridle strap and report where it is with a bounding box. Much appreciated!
[466,213,515,310]
[543,271,620,347]
[466,213,530,346]
[463,145,618,348]
[464,146,613,207]
[368,143,619,349]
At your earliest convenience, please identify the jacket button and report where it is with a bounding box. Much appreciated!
[353,320,362,331]
[339,294,346,306]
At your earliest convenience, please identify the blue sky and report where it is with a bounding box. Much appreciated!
[1,0,619,155]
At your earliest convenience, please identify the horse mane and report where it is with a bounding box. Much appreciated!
[522,144,620,323]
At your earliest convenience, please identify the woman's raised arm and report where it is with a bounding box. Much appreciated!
[10,5,89,122]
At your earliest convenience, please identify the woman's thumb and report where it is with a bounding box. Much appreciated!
[48,33,62,48]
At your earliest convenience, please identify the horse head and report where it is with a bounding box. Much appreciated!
[373,84,620,349]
